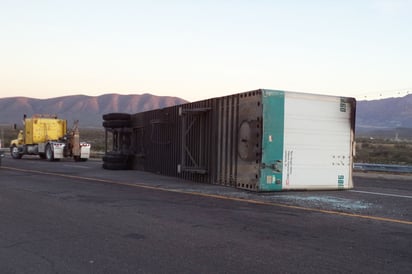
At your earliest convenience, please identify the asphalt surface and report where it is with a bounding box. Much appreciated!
[0,154,411,273]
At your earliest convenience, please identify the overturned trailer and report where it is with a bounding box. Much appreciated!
[103,89,356,192]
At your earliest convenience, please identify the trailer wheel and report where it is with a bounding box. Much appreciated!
[102,162,130,170]
[102,120,131,128]
[39,153,46,159]
[46,144,54,161]
[103,154,130,163]
[10,145,22,159]
[103,113,131,121]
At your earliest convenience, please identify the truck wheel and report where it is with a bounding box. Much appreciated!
[74,156,88,162]
[39,153,46,159]
[46,144,54,161]
[10,145,22,159]
[103,113,131,121]
[102,120,131,128]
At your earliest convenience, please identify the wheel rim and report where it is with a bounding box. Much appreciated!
[12,146,19,157]
[46,146,53,160]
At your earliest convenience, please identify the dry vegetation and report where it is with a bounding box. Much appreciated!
[77,128,106,152]
[355,138,412,165]
[0,125,16,149]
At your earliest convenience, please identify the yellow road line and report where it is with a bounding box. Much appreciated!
[3,166,412,225]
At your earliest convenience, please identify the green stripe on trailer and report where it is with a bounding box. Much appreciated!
[259,90,285,191]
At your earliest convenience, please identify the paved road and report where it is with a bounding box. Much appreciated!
[0,155,411,273]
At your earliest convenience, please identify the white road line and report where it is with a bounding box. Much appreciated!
[349,190,412,199]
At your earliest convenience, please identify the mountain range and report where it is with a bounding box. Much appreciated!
[0,93,187,128]
[1,93,411,139]
[356,94,412,139]
[356,94,412,129]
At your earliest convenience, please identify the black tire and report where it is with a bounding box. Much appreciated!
[39,153,46,159]
[102,120,131,128]
[102,162,130,170]
[10,145,22,159]
[103,154,129,163]
[46,144,54,161]
[103,113,131,121]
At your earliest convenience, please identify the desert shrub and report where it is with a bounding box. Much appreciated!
[355,138,412,165]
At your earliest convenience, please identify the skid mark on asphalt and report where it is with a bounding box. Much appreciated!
[3,166,412,226]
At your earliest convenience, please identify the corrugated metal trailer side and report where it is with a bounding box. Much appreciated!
[128,92,246,188]
[103,89,356,192]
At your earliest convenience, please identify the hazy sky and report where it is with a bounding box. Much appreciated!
[1,0,411,101]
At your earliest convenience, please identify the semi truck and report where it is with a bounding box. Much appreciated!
[10,114,90,161]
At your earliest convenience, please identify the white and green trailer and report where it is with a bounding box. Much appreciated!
[103,89,356,192]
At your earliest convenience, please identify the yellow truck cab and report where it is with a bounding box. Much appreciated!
[10,130,24,146]
[10,114,90,161]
